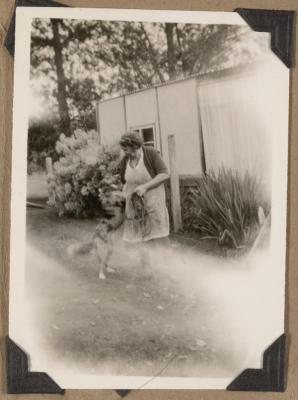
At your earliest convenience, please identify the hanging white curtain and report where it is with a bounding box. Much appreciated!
[197,58,275,197]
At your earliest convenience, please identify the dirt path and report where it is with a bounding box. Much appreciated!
[24,207,265,379]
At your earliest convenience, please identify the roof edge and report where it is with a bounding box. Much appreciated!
[97,57,268,105]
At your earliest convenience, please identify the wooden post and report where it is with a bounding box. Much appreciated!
[45,157,53,175]
[95,102,101,143]
[168,135,182,232]
[45,157,55,205]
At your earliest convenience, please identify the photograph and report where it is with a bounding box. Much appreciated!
[9,7,289,389]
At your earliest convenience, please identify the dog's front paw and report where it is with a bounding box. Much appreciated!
[99,272,106,280]
[106,266,116,273]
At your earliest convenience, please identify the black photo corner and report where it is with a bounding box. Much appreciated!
[6,337,65,394]
[4,0,295,394]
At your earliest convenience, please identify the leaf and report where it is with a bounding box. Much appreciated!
[181,167,270,249]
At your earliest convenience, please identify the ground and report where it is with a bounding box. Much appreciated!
[23,173,275,383]
[26,206,239,378]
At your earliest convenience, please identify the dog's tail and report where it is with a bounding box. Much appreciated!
[67,241,93,257]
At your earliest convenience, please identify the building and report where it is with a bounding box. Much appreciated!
[96,56,281,190]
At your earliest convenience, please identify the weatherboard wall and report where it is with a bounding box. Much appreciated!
[96,78,204,175]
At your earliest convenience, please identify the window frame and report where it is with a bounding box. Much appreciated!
[129,123,157,149]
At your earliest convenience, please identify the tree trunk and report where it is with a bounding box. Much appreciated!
[50,19,71,136]
[175,25,188,75]
[165,23,176,80]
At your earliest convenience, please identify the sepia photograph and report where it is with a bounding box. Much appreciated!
[9,7,289,389]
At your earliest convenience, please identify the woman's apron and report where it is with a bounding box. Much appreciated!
[123,150,169,243]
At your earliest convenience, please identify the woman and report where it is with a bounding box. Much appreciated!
[119,132,170,245]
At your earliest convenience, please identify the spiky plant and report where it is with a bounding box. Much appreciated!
[182,168,270,249]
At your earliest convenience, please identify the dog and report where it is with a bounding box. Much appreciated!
[67,190,126,280]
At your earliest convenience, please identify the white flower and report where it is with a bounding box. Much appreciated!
[81,186,88,196]
[64,182,72,194]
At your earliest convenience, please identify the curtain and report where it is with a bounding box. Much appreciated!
[197,61,273,196]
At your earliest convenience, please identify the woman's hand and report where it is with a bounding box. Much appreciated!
[134,173,169,196]
[134,185,147,197]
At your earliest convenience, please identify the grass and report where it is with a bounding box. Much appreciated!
[25,207,236,377]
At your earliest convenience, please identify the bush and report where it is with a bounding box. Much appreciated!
[181,169,270,249]
[27,117,60,174]
[48,129,122,217]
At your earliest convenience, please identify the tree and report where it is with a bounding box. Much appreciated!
[139,22,165,83]
[50,19,71,135]
[30,19,269,132]
[170,24,265,76]
[165,23,177,79]
[31,18,103,134]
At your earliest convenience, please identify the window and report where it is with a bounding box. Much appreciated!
[131,125,156,148]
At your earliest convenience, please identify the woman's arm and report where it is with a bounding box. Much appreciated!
[134,172,169,196]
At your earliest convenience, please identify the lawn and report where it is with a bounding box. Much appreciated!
[27,172,48,202]
[23,172,274,384]
[25,206,244,379]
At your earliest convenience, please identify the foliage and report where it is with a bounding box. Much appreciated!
[27,117,60,174]
[48,129,122,217]
[30,18,269,135]
[171,24,269,77]
[181,169,270,249]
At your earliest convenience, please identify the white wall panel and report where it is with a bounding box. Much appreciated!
[158,79,203,175]
[97,97,126,146]
[125,89,161,151]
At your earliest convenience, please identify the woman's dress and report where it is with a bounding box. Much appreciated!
[123,149,169,243]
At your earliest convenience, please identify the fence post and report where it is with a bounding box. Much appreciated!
[45,157,55,205]
[168,134,182,233]
[95,102,102,143]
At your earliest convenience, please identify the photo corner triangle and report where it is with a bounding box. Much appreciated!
[6,336,65,395]
[4,0,68,57]
[234,8,295,68]
[227,334,286,392]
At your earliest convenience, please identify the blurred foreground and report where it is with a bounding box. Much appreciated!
[19,205,283,387]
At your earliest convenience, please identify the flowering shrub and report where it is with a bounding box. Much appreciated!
[48,129,122,217]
